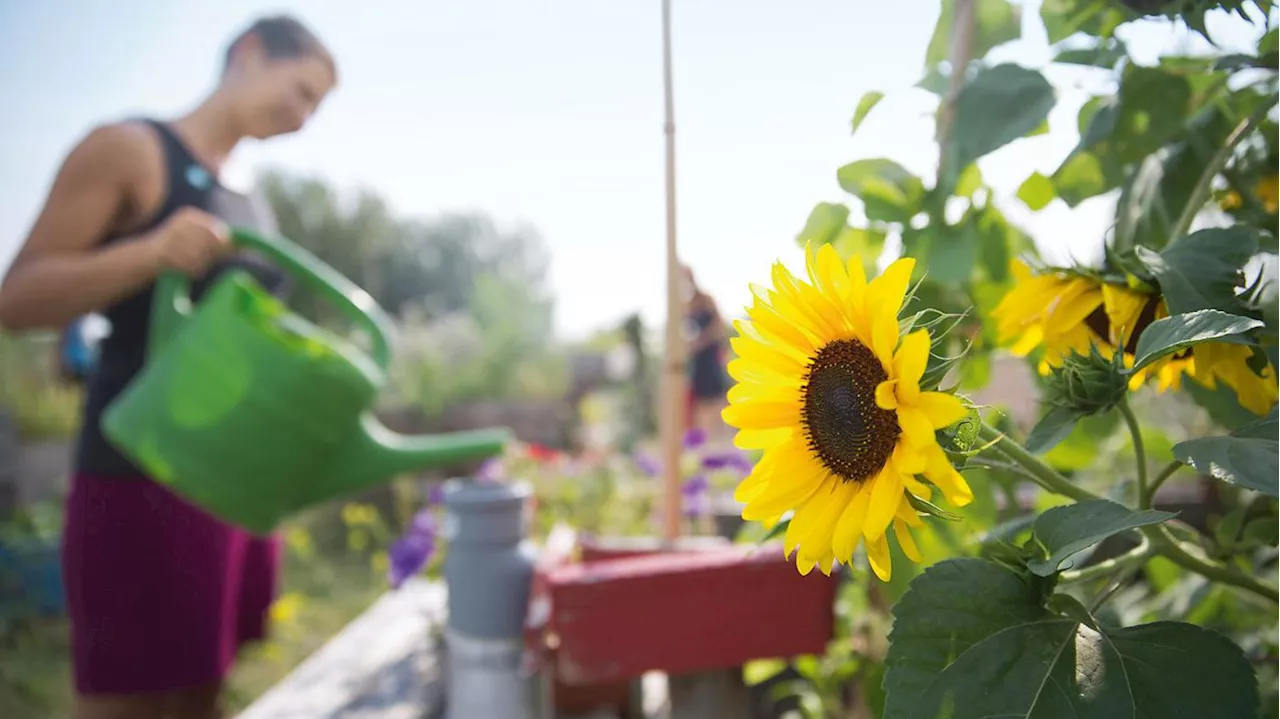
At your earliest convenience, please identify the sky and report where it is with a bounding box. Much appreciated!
[0,1,1269,340]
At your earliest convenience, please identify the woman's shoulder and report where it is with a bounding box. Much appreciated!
[60,119,165,191]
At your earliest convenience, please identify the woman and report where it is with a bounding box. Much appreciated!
[0,15,337,719]
[682,265,729,441]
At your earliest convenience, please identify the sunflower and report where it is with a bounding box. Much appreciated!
[722,244,973,580]
[993,260,1277,415]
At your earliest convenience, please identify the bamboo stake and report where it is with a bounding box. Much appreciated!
[936,0,976,183]
[659,0,685,544]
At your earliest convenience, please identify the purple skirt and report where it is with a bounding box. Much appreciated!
[62,473,281,695]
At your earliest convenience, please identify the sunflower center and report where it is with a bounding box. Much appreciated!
[800,339,900,483]
[1083,295,1162,356]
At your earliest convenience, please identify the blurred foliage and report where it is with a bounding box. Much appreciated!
[0,334,80,440]
[260,170,568,417]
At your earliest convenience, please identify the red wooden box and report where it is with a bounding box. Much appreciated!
[535,542,839,686]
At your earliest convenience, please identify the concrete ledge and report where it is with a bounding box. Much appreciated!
[235,580,446,719]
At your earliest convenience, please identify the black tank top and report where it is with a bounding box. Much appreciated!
[74,119,289,478]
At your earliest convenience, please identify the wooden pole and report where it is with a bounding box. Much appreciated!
[659,0,685,544]
[935,0,976,182]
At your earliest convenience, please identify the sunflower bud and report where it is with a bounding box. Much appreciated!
[1043,344,1129,415]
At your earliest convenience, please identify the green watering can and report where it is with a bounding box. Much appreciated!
[102,227,511,535]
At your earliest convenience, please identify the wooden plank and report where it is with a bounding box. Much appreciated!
[668,670,750,719]
[235,579,445,719]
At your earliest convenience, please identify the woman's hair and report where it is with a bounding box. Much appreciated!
[223,14,336,80]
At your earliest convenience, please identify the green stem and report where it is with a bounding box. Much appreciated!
[1061,537,1154,585]
[1118,400,1149,508]
[1170,97,1278,242]
[1144,461,1185,507]
[978,422,1280,604]
[1144,524,1280,603]
[977,424,1101,503]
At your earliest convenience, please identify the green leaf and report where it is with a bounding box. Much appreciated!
[851,91,884,134]
[1136,227,1260,316]
[742,658,788,686]
[916,65,950,95]
[836,159,925,223]
[1098,65,1194,165]
[831,225,888,273]
[883,559,1258,719]
[1025,406,1083,454]
[1040,0,1128,43]
[907,492,964,522]
[1232,407,1277,440]
[1053,38,1128,68]
[975,205,1021,283]
[954,164,983,198]
[1028,499,1176,576]
[1043,410,1121,471]
[1051,151,1112,207]
[1243,516,1279,546]
[1174,427,1279,498]
[942,64,1056,190]
[922,223,978,284]
[1113,106,1238,254]
[1184,380,1260,431]
[925,0,1021,67]
[1260,27,1279,55]
[1130,309,1263,373]
[795,202,850,247]
[1017,171,1057,211]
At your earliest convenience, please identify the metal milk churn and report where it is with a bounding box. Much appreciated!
[441,479,538,719]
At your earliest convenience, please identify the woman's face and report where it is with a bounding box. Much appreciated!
[233,53,335,140]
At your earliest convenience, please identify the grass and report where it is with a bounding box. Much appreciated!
[0,516,389,719]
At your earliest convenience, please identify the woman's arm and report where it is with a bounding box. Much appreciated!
[688,296,726,353]
[0,124,165,332]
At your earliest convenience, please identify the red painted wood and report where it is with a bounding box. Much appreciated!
[540,544,838,685]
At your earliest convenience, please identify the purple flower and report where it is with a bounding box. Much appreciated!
[388,507,438,589]
[476,458,506,484]
[682,474,709,495]
[682,427,708,450]
[701,449,755,477]
[427,484,447,506]
[682,474,710,519]
[634,452,661,477]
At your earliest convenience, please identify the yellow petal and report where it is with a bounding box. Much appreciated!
[867,258,915,367]
[875,380,899,410]
[914,391,968,429]
[892,441,928,475]
[794,480,858,563]
[722,399,800,430]
[747,298,818,356]
[893,518,923,563]
[732,427,791,451]
[1010,325,1045,357]
[863,466,903,540]
[866,535,893,581]
[896,406,936,448]
[924,446,974,507]
[903,474,933,499]
[831,482,873,562]
[892,330,931,404]
[741,458,826,521]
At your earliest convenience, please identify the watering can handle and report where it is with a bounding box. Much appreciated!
[148,227,395,369]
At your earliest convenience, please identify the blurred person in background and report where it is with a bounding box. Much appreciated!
[682,265,730,442]
[0,15,337,719]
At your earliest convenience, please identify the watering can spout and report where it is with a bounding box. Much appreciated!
[337,416,512,490]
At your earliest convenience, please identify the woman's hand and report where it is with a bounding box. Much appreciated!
[143,207,233,277]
